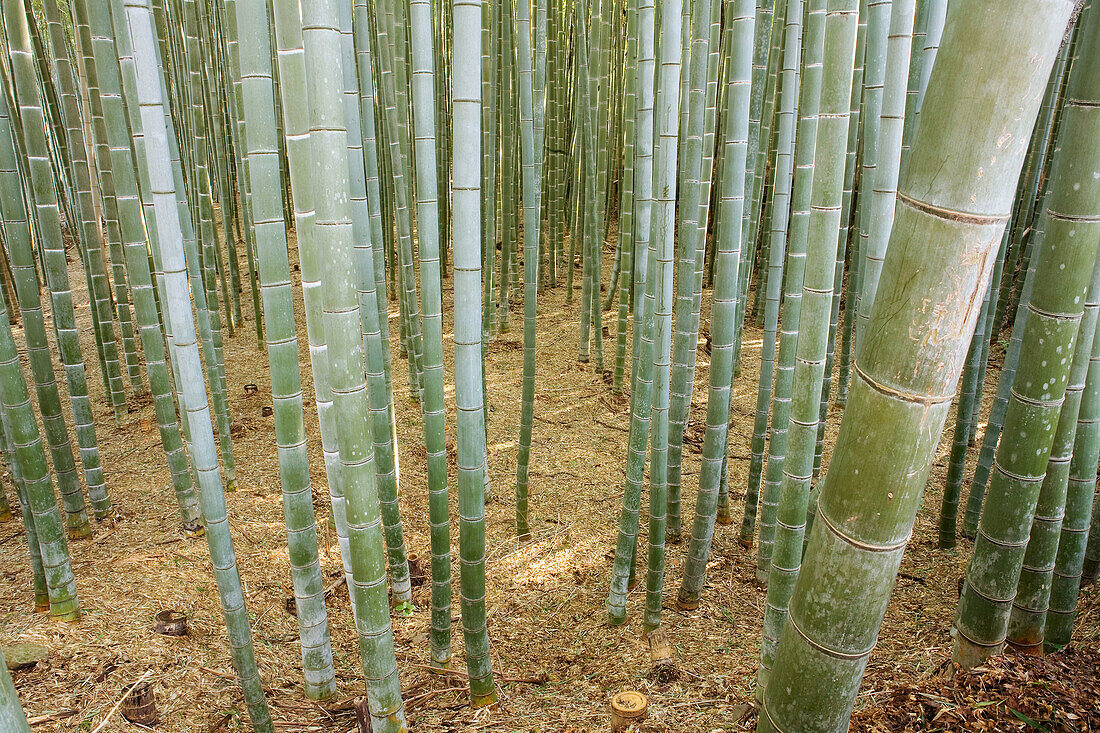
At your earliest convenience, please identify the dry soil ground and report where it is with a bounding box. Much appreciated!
[1,231,1098,732]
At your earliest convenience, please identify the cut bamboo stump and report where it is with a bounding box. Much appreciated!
[610,691,648,731]
[153,609,188,636]
[120,681,157,725]
[647,628,678,682]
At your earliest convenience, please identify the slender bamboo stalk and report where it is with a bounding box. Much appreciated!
[410,0,454,664]
[678,0,753,609]
[453,0,497,706]
[296,0,408,724]
[86,0,201,529]
[515,0,543,538]
[0,299,79,622]
[741,0,803,550]
[642,0,682,634]
[124,1,273,727]
[235,0,336,699]
[666,0,716,543]
[1006,254,1100,652]
[607,0,657,626]
[3,0,108,536]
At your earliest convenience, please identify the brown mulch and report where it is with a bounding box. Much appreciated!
[0,213,1098,731]
[852,648,1100,732]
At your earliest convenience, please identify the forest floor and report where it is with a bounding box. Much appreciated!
[1,229,1099,733]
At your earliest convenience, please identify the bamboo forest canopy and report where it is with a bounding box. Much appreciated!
[0,0,1097,730]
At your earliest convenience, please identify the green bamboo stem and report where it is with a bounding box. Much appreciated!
[350,0,395,406]
[2,0,108,536]
[850,0,888,348]
[410,0,454,661]
[826,0,865,416]
[453,0,497,707]
[40,0,128,421]
[955,4,1100,670]
[236,0,336,699]
[666,0,716,543]
[993,44,1071,339]
[741,0,803,549]
[759,1,1073,727]
[610,0,637,396]
[607,0,657,626]
[269,0,355,618]
[0,399,49,612]
[125,2,273,727]
[85,0,200,529]
[1048,295,1100,646]
[0,299,79,621]
[179,0,236,491]
[856,0,916,339]
[0,95,108,535]
[642,0,682,634]
[375,0,426,402]
[335,0,411,610]
[678,0,753,609]
[756,0,828,582]
[1006,254,1100,652]
[70,0,146,398]
[515,0,543,538]
[296,0,409,724]
[758,0,854,695]
[905,0,946,168]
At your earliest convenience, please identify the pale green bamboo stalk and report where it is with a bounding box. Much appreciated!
[678,0,753,609]
[1006,254,1100,652]
[744,0,804,553]
[335,0,411,610]
[297,0,408,724]
[409,0,454,663]
[453,0,497,705]
[70,0,146,398]
[642,0,682,633]
[180,0,236,490]
[666,0,716,543]
[607,0,657,626]
[850,0,888,347]
[40,0,128,421]
[515,0,543,538]
[124,2,273,727]
[235,0,336,699]
[268,0,355,615]
[85,0,201,529]
[0,300,79,621]
[758,0,855,693]
[1047,293,1100,647]
[0,397,49,613]
[854,0,916,334]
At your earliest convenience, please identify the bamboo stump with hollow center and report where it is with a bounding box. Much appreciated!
[120,681,157,725]
[610,691,648,732]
